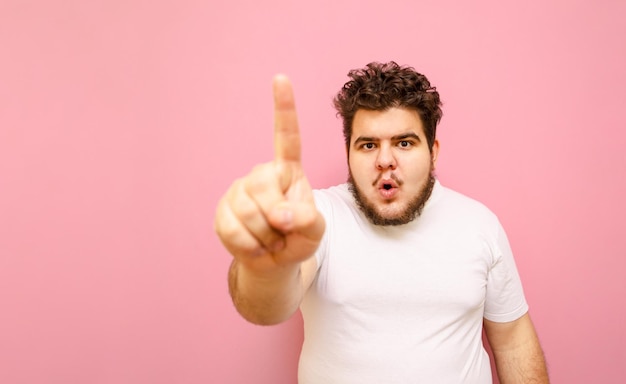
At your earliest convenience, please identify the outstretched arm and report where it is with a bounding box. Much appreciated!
[214,75,325,325]
[484,313,549,383]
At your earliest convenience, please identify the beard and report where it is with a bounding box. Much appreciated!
[347,164,436,226]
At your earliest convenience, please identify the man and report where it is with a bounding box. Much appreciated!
[214,62,549,383]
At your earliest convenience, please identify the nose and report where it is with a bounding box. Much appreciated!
[375,144,397,170]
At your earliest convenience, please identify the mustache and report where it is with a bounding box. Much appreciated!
[372,173,403,187]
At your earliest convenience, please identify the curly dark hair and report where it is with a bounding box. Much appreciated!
[333,61,443,152]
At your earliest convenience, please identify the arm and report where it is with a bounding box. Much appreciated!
[228,256,318,325]
[484,313,549,383]
[214,75,325,325]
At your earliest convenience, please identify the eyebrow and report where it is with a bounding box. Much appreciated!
[391,133,421,142]
[353,132,421,146]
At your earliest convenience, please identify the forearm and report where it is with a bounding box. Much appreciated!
[485,314,550,383]
[228,259,304,325]
[491,338,549,383]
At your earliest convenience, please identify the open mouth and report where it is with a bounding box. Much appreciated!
[377,178,399,190]
[374,175,401,199]
[378,180,399,199]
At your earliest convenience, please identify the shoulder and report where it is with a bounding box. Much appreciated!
[427,181,502,230]
[312,184,369,232]
[313,184,354,213]
[442,185,492,211]
[313,183,351,200]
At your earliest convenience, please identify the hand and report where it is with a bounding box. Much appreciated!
[214,75,325,275]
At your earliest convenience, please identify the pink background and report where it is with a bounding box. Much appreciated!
[1,0,625,383]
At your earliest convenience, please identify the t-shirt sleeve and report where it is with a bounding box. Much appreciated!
[483,221,529,322]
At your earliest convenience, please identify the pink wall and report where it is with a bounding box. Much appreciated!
[1,0,625,382]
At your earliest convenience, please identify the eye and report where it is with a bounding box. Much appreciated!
[398,140,412,148]
[362,142,376,150]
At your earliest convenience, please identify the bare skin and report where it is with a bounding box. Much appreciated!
[214,75,549,382]
[485,313,550,383]
[214,75,323,325]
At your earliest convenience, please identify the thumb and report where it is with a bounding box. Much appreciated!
[269,200,325,242]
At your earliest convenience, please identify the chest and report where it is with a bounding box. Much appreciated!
[316,223,493,316]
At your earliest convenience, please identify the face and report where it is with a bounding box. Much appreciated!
[347,107,439,226]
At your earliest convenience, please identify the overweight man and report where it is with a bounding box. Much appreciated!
[214,62,549,383]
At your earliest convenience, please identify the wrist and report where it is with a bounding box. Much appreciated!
[236,259,301,285]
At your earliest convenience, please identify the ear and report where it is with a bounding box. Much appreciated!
[431,139,440,166]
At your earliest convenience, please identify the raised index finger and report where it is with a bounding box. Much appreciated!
[273,75,301,163]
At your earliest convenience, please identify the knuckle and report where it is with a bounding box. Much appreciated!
[246,163,275,195]
[215,216,240,242]
[214,199,230,234]
[218,222,264,258]
[215,200,247,242]
[231,195,260,223]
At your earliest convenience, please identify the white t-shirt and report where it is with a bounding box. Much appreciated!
[299,180,528,384]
